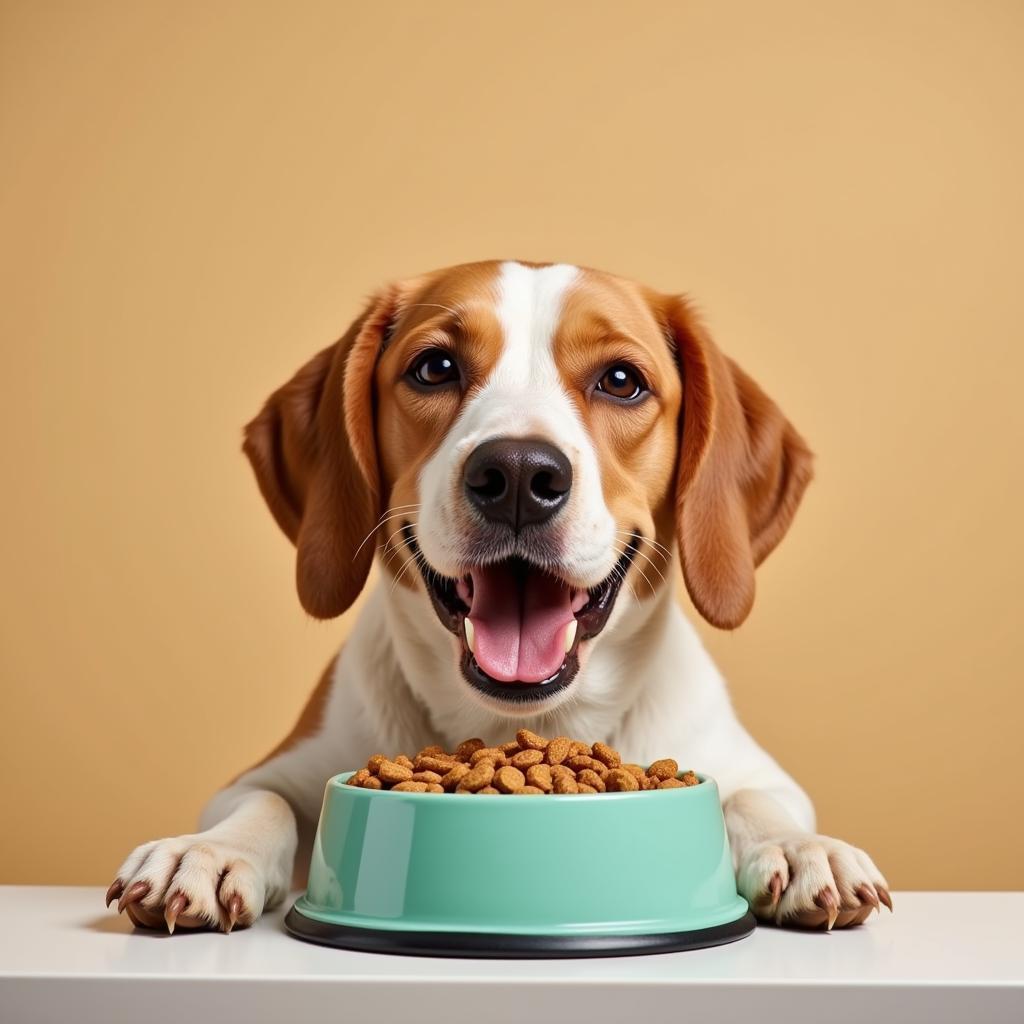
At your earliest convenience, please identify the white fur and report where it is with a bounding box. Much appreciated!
[109,261,889,933]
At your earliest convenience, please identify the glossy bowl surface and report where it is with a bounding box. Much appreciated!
[286,771,753,956]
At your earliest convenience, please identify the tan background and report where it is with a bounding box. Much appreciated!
[2,0,1022,889]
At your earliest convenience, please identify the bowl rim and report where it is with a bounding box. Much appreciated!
[327,769,711,800]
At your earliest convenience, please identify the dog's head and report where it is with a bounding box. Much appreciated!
[244,261,812,715]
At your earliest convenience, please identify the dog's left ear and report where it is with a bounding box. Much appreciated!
[243,289,395,619]
[662,296,814,629]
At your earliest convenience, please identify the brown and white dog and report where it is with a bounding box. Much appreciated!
[107,260,890,934]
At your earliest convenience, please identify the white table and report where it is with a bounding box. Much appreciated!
[1,887,1020,1023]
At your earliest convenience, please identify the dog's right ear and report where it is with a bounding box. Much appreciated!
[662,295,814,630]
[243,290,395,619]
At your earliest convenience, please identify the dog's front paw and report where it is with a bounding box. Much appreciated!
[737,834,891,930]
[105,835,270,933]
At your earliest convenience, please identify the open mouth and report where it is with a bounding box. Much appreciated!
[405,526,638,704]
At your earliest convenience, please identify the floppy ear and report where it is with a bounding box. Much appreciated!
[242,290,394,619]
[665,297,814,629]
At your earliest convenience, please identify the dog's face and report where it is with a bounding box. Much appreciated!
[245,261,812,716]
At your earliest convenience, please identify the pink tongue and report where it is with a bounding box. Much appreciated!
[468,564,574,683]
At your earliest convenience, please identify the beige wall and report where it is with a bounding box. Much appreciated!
[2,0,1022,889]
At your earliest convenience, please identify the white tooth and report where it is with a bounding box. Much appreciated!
[564,619,578,653]
[464,618,476,654]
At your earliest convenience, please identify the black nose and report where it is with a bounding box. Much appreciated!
[463,439,573,530]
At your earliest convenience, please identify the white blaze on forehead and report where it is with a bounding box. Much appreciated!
[493,261,580,388]
[416,261,618,584]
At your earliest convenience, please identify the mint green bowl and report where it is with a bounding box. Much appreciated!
[285,771,754,958]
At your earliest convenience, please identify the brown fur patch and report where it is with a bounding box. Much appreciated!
[554,269,683,598]
[653,293,814,628]
[373,263,508,586]
[243,292,394,618]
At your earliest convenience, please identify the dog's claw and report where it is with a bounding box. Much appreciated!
[164,891,188,934]
[855,884,880,915]
[105,879,124,908]
[225,894,243,933]
[877,886,894,912]
[768,872,783,912]
[118,880,149,914]
[814,888,839,931]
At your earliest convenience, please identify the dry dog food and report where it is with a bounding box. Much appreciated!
[346,730,701,794]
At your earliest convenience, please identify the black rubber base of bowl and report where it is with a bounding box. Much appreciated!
[284,905,756,958]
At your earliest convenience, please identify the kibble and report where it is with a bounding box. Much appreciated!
[377,759,412,785]
[461,761,495,792]
[605,768,640,792]
[470,746,507,767]
[526,763,553,792]
[592,742,621,768]
[440,763,470,790]
[347,737,702,795]
[510,748,545,770]
[415,754,456,773]
[493,765,526,793]
[516,728,548,750]
[455,737,486,759]
[545,736,572,765]
[648,758,679,780]
[391,780,428,793]
[576,768,606,792]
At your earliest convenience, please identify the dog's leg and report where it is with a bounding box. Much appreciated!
[107,617,433,933]
[106,782,298,933]
[724,787,892,929]
[107,655,336,933]
[617,604,892,932]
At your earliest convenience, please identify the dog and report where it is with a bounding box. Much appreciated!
[107,260,890,934]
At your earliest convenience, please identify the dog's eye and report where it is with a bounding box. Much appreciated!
[410,349,460,387]
[596,364,646,401]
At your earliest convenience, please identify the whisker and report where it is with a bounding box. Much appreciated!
[390,550,423,594]
[379,523,416,568]
[352,509,418,561]
[374,503,421,525]
[610,534,670,585]
[611,542,661,597]
[598,552,638,606]
[607,558,640,605]
[627,547,669,586]
[614,530,674,560]
[612,567,640,605]
[632,564,659,597]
